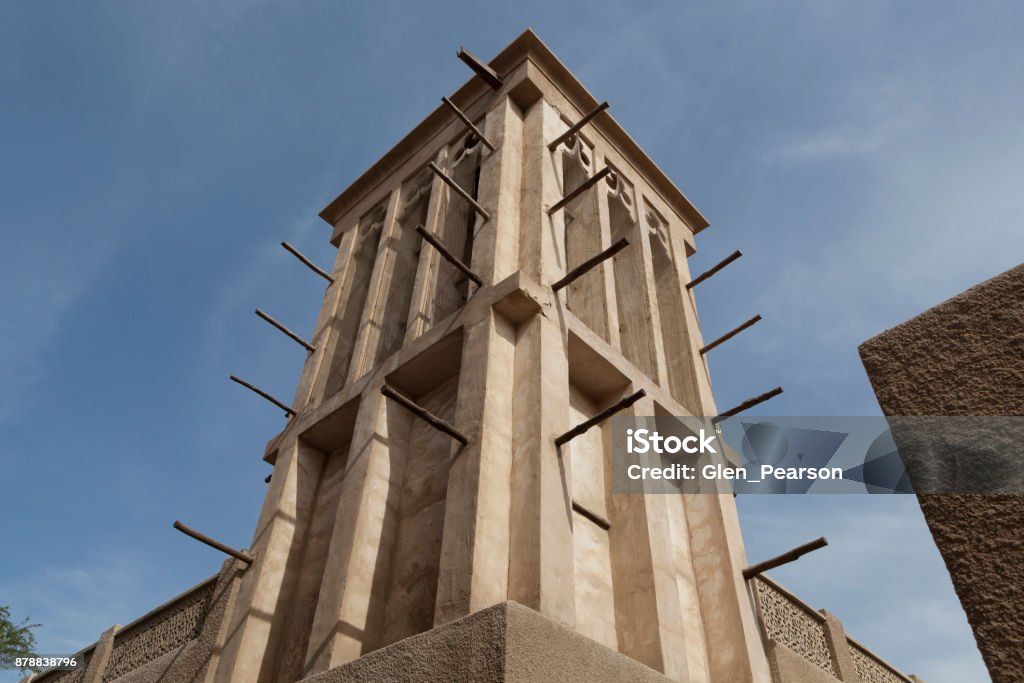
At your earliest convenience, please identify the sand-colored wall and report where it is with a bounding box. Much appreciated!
[860,263,1024,683]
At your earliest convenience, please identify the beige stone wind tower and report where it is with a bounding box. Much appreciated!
[215,30,771,683]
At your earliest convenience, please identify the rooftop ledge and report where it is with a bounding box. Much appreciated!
[319,28,709,244]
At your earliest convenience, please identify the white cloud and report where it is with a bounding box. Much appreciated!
[0,550,155,660]
[0,217,121,425]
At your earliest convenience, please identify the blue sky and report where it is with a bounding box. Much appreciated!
[2,2,1021,681]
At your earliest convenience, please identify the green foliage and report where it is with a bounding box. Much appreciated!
[0,605,41,674]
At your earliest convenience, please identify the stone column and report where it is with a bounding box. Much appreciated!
[214,439,324,683]
[820,609,858,681]
[80,625,118,683]
[433,310,517,625]
[507,311,575,627]
[302,382,411,675]
[473,95,524,285]
[683,490,772,683]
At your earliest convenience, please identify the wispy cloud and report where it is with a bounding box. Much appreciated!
[0,549,155,662]
[0,216,121,425]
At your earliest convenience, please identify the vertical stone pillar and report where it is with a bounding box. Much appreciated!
[290,233,347,412]
[346,190,402,383]
[606,394,689,679]
[594,153,622,352]
[519,100,568,285]
[302,383,409,676]
[80,624,118,683]
[214,439,323,683]
[820,609,858,681]
[473,96,523,285]
[434,310,517,625]
[683,491,772,683]
[508,312,575,627]
[403,148,448,344]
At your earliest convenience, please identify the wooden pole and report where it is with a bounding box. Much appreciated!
[743,537,828,580]
[551,237,630,292]
[548,101,611,151]
[255,308,316,352]
[173,521,254,564]
[699,314,762,355]
[715,386,783,421]
[281,242,334,283]
[457,47,503,90]
[548,166,612,215]
[572,500,611,530]
[556,389,646,447]
[686,249,742,290]
[381,385,468,445]
[427,161,490,221]
[441,96,495,151]
[230,375,297,417]
[415,226,483,287]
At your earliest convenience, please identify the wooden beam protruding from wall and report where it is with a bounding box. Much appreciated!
[555,389,646,447]
[743,537,828,579]
[415,225,483,287]
[173,520,254,564]
[551,237,630,292]
[456,47,503,90]
[281,241,334,283]
[230,375,297,417]
[428,161,490,221]
[548,166,612,215]
[716,386,783,420]
[548,101,610,151]
[381,384,468,445]
[699,314,762,355]
[441,96,496,151]
[686,249,742,290]
[255,308,316,352]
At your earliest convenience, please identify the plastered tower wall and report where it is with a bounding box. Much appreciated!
[212,31,770,683]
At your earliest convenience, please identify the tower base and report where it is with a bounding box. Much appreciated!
[300,601,672,683]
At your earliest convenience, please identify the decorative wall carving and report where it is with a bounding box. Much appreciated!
[32,649,92,683]
[100,578,215,681]
[850,641,911,683]
[754,577,836,675]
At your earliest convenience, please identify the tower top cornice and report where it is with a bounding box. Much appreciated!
[319,28,709,243]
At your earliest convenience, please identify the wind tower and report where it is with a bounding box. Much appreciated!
[215,30,772,683]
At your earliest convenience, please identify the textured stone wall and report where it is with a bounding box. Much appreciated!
[300,601,673,683]
[860,263,1024,683]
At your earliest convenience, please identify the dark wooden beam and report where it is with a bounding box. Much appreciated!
[457,47,503,90]
[572,500,611,530]
[548,101,610,151]
[743,537,828,580]
[255,308,316,353]
[230,375,296,417]
[686,249,742,290]
[381,384,468,446]
[548,166,613,215]
[281,241,334,283]
[716,386,783,421]
[415,226,483,287]
[427,161,490,221]
[173,520,254,565]
[441,96,495,151]
[551,237,630,292]
[556,389,646,447]
[700,314,762,355]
